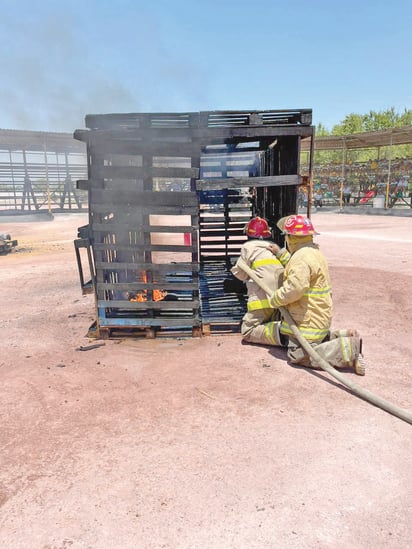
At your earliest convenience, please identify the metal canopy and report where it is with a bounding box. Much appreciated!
[301,125,412,151]
[0,128,86,153]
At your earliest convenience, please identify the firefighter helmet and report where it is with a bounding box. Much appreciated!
[277,214,319,236]
[244,216,272,239]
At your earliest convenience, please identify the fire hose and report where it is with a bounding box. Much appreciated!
[237,258,412,425]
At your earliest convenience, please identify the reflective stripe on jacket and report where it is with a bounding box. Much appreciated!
[231,240,284,311]
[270,243,332,341]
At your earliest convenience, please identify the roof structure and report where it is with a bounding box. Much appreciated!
[2,122,410,154]
[0,128,86,153]
[301,125,412,151]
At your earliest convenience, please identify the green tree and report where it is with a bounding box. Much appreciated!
[332,113,364,135]
[315,122,330,136]
[312,108,412,163]
[301,108,412,188]
[331,107,412,135]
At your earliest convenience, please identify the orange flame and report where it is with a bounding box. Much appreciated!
[153,289,168,301]
[128,270,167,302]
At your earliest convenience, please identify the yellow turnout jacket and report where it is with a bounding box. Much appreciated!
[270,240,332,341]
[231,239,284,311]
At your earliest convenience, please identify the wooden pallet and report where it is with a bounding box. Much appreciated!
[74,109,313,337]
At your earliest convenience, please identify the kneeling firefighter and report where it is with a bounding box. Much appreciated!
[268,214,365,375]
[230,216,286,346]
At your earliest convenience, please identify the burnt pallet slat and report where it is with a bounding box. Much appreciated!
[92,223,197,234]
[88,140,200,157]
[90,189,197,207]
[99,318,199,328]
[84,110,312,131]
[95,261,198,272]
[97,300,199,310]
[91,165,199,180]
[93,245,194,255]
[197,230,245,238]
[197,174,299,190]
[97,282,198,291]
[85,112,197,130]
[90,203,199,216]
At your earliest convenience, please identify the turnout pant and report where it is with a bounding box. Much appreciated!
[287,331,362,370]
[241,309,286,346]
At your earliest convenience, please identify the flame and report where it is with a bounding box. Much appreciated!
[128,270,167,302]
[153,289,168,301]
[129,292,147,302]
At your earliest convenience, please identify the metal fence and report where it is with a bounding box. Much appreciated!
[2,127,410,215]
[301,157,412,208]
[0,129,88,213]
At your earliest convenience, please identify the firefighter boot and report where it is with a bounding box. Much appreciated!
[352,337,366,376]
[353,354,366,376]
[303,335,365,374]
[340,335,366,376]
[329,332,365,375]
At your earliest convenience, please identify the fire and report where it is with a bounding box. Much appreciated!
[128,271,167,302]
[153,289,168,301]
[129,292,147,303]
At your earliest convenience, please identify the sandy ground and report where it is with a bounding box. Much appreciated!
[0,212,411,549]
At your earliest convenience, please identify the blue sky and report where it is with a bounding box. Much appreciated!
[0,0,411,133]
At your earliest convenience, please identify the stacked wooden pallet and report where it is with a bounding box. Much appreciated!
[74,110,313,338]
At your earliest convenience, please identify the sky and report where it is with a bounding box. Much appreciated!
[0,0,411,134]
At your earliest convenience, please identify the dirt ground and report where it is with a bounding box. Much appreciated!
[1,212,411,549]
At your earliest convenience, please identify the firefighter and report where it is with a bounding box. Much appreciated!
[231,216,286,346]
[268,214,365,375]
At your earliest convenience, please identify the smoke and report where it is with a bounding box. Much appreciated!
[0,11,133,131]
[0,3,210,132]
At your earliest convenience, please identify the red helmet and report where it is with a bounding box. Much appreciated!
[278,215,319,236]
[244,216,272,239]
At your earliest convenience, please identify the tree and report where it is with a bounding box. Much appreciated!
[315,122,329,136]
[331,107,412,135]
[312,108,412,164]
[301,108,412,190]
[332,113,364,135]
